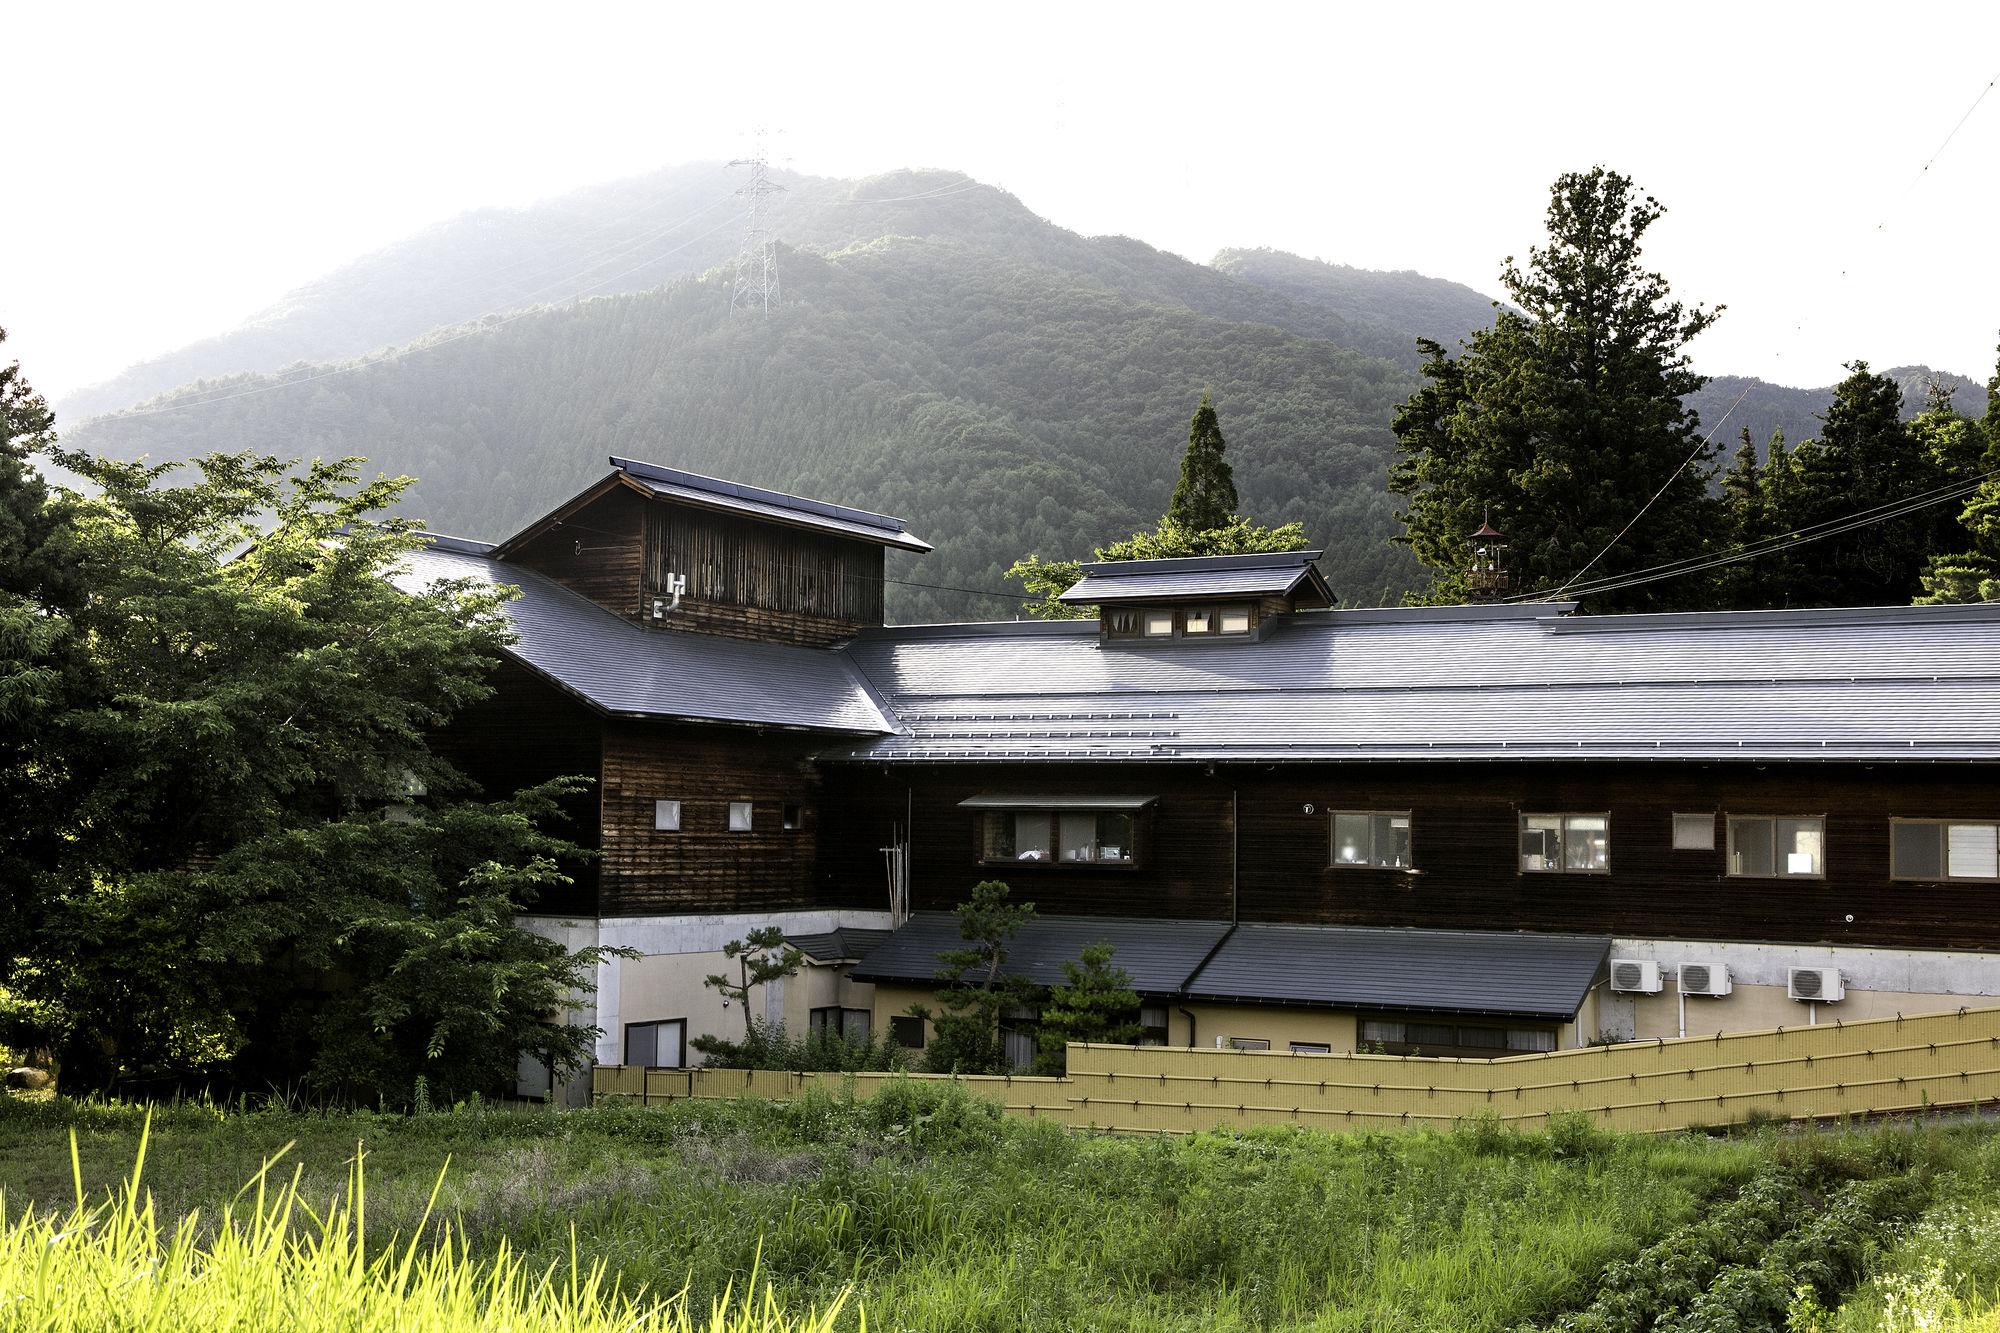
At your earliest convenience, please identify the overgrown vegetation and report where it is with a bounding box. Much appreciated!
[8,1087,1999,1332]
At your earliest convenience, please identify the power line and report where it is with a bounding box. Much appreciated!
[1513,464,2000,603]
[1555,381,1756,596]
[728,131,784,317]
[1875,67,2000,232]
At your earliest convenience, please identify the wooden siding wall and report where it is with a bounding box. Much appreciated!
[600,722,881,916]
[504,485,647,620]
[818,761,2000,951]
[644,502,886,647]
[429,658,603,915]
[818,764,1236,919]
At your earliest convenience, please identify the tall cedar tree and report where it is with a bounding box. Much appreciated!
[1714,427,1766,609]
[0,329,87,998]
[1389,168,1722,609]
[1769,364,1943,607]
[1010,392,1306,618]
[1167,391,1239,530]
[6,446,614,1100]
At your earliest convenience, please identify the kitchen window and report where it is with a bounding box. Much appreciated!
[1727,816,1824,878]
[981,809,1137,865]
[1892,820,1999,881]
[1519,813,1610,873]
[1331,810,1413,868]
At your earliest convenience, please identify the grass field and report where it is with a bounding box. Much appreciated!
[5,1085,2000,1331]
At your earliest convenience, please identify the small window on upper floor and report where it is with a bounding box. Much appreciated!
[1218,606,1252,634]
[729,801,754,832]
[1727,816,1823,878]
[1331,811,1413,868]
[1672,813,1715,850]
[654,800,682,832]
[1106,608,1142,638]
[981,809,1136,865]
[1143,610,1174,637]
[1520,813,1609,873]
[1892,820,1999,881]
[783,803,804,830]
[1184,607,1214,635]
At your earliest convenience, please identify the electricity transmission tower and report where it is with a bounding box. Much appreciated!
[728,132,784,316]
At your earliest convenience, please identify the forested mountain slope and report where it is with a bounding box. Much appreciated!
[1688,368,1987,457]
[56,166,1488,420]
[1212,248,1502,349]
[65,237,1425,620]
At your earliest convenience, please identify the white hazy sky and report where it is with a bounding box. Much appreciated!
[5,0,1998,400]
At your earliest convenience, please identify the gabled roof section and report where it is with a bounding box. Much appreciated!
[611,456,934,552]
[393,537,896,734]
[831,600,2000,763]
[1057,549,1332,604]
[788,927,894,965]
[1186,924,1609,1020]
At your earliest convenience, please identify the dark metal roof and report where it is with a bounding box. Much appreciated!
[833,601,2000,763]
[1185,924,1610,1020]
[787,927,893,964]
[850,912,1232,994]
[958,793,1158,810]
[610,456,934,553]
[393,539,895,734]
[1057,550,1330,604]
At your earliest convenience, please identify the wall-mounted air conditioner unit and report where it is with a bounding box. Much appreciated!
[1678,961,1733,997]
[1788,967,1845,1002]
[1609,959,1663,994]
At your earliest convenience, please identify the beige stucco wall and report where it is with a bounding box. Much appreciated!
[618,951,875,1063]
[1629,981,1970,1041]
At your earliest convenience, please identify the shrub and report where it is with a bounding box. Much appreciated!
[694,1019,911,1074]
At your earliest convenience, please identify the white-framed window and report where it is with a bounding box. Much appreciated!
[1892,820,2000,881]
[981,809,1137,865]
[653,799,682,832]
[623,1018,686,1068]
[1227,1036,1270,1051]
[1727,816,1824,878]
[1143,610,1174,637]
[729,801,754,832]
[1520,813,1610,873]
[1218,606,1252,634]
[1289,1041,1333,1055]
[1331,810,1413,868]
[1672,812,1715,850]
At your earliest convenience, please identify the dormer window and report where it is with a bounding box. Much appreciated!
[1054,550,1334,646]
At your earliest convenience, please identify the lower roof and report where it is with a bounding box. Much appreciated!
[849,912,1609,1020]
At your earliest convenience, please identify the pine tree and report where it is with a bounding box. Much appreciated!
[1388,168,1723,611]
[1715,428,1766,609]
[1917,342,2000,603]
[1166,390,1239,531]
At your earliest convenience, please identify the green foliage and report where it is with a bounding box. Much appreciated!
[2,439,609,1104]
[1033,943,1141,1075]
[1916,345,2000,605]
[692,1018,913,1074]
[910,880,1040,1075]
[1389,167,1723,611]
[1166,390,1239,531]
[699,927,805,1045]
[1007,514,1310,618]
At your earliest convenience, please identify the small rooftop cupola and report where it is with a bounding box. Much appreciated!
[1466,511,1509,603]
[1057,549,1334,644]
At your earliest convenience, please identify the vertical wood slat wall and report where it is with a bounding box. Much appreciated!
[645,503,885,647]
[592,1004,2000,1136]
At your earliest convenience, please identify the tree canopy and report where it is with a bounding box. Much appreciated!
[1389,167,1722,610]
[1,414,611,1102]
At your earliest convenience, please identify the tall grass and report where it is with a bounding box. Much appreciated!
[0,1112,852,1332]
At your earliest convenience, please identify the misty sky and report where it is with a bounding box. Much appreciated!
[6,0,1998,404]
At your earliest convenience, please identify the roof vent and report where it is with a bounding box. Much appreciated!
[1610,959,1663,994]
[1788,967,1845,1002]
[1678,962,1732,997]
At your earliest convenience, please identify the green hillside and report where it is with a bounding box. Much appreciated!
[65,236,1426,620]
[55,167,1466,421]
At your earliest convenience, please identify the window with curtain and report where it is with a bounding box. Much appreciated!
[1726,816,1824,877]
[1519,814,1610,872]
[1331,811,1413,868]
[1892,821,1999,880]
[981,809,1137,864]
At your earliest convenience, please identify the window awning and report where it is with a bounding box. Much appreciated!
[957,793,1160,811]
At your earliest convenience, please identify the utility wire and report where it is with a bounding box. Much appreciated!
[1875,67,2000,232]
[1514,464,2000,603]
[1555,380,1756,596]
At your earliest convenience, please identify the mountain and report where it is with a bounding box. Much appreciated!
[1212,248,1502,350]
[56,167,1475,421]
[1687,368,1987,457]
[63,233,1433,619]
